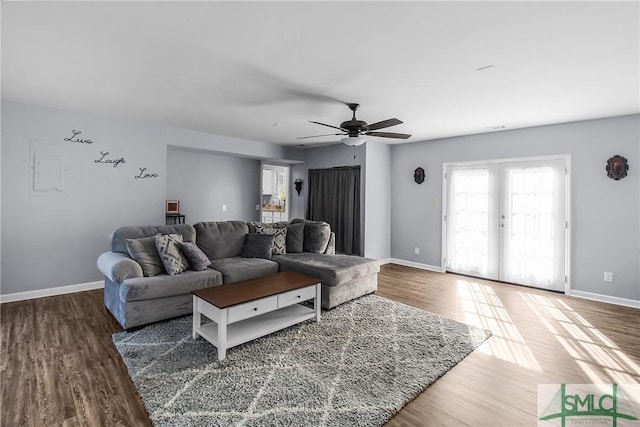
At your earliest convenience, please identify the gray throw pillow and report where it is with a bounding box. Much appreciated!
[180,241,211,271]
[125,235,165,277]
[303,221,331,253]
[242,233,275,260]
[285,223,304,253]
[155,234,190,275]
[255,225,287,255]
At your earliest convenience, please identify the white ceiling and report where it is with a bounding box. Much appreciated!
[2,1,639,146]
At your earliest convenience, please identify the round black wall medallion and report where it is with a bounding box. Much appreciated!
[606,155,629,181]
[414,167,425,184]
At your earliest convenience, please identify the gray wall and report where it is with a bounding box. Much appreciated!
[1,101,302,296]
[166,148,261,223]
[364,141,391,260]
[1,101,167,294]
[391,114,640,300]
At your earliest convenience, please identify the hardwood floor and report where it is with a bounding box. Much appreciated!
[2,264,639,426]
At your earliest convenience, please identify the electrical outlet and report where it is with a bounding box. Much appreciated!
[603,272,613,282]
[414,247,420,255]
[256,204,260,211]
[222,204,227,212]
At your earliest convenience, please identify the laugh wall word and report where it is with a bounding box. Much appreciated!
[134,167,159,179]
[64,129,94,144]
[94,151,126,168]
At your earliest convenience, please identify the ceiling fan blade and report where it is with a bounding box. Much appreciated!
[366,131,412,139]
[297,133,344,140]
[309,121,346,131]
[367,118,403,131]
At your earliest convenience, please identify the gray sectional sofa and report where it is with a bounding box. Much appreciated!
[97,219,379,329]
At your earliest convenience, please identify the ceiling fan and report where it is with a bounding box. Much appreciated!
[298,103,411,146]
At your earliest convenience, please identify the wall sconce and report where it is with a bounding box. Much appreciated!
[294,179,303,196]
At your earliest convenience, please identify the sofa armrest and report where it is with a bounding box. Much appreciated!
[323,232,336,255]
[97,251,143,283]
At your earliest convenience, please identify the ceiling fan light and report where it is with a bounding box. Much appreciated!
[341,136,367,146]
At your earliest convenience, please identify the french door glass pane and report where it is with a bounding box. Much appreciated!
[500,160,565,291]
[446,166,498,279]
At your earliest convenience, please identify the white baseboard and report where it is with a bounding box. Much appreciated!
[0,281,104,304]
[387,258,444,273]
[569,290,640,309]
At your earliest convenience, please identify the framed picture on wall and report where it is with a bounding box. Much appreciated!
[166,200,180,214]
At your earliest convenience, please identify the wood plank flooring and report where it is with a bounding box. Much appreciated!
[2,264,639,426]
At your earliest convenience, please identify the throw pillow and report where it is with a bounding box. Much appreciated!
[241,233,275,260]
[303,221,331,253]
[255,225,287,255]
[125,235,165,277]
[155,234,190,275]
[285,222,304,253]
[180,241,211,271]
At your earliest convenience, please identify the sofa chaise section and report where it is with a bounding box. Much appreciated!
[274,253,379,309]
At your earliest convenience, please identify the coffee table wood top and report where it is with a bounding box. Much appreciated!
[192,271,321,309]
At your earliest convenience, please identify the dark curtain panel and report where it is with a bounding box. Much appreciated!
[307,166,361,255]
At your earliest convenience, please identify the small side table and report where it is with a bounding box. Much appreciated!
[166,214,185,224]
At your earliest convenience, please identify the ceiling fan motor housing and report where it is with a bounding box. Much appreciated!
[341,119,369,137]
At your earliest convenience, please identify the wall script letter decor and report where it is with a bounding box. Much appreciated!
[606,155,628,181]
[134,167,159,179]
[64,129,94,144]
[95,151,126,168]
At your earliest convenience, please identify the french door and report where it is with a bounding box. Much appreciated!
[444,157,567,292]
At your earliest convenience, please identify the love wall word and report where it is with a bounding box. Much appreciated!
[95,151,126,168]
[64,129,94,144]
[134,167,159,179]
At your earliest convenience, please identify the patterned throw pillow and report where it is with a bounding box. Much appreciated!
[155,234,190,275]
[255,225,287,255]
[125,235,165,277]
[180,241,211,271]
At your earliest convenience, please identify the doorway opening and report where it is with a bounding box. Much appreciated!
[261,163,290,223]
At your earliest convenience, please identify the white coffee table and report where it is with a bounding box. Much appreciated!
[192,271,321,361]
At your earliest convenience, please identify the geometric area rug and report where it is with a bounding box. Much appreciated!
[113,294,491,427]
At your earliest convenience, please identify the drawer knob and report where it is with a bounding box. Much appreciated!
[297,295,301,299]
[253,307,258,311]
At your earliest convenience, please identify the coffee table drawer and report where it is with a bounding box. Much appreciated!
[227,296,278,323]
[277,285,316,308]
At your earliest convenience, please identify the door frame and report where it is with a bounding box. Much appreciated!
[441,154,572,293]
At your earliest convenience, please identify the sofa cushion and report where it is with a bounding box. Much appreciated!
[180,241,211,271]
[285,223,304,253]
[125,235,165,277]
[112,224,196,254]
[273,253,379,287]
[155,234,190,275]
[255,226,287,255]
[302,221,331,253]
[119,268,223,302]
[242,233,275,260]
[209,257,279,283]
[194,221,249,260]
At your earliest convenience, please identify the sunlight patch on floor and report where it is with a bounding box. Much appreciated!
[457,280,542,371]
[519,292,640,384]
